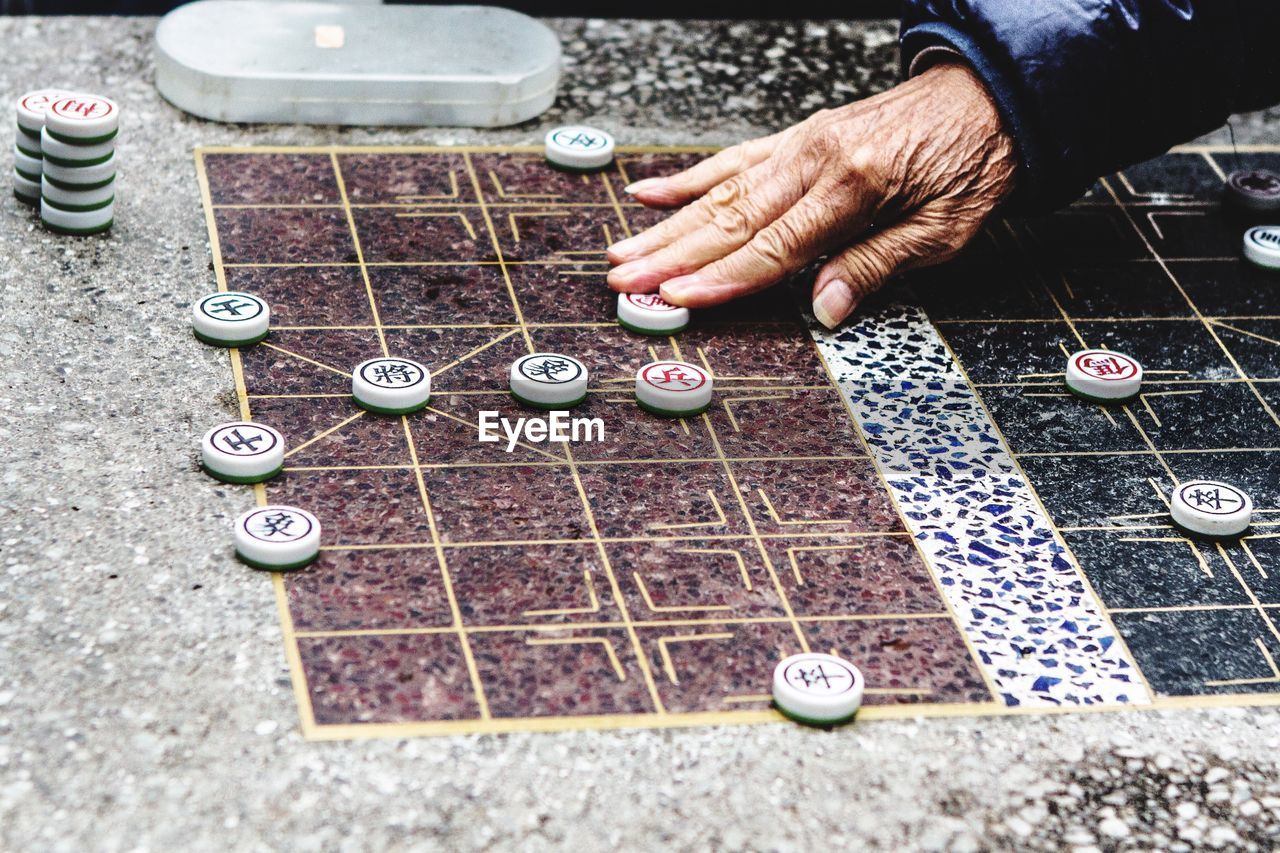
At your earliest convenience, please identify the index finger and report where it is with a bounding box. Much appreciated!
[624,131,785,208]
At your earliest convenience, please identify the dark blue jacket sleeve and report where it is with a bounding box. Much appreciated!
[900,1,1280,211]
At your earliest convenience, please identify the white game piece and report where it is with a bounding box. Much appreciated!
[15,88,71,135]
[201,422,285,484]
[352,356,432,414]
[13,145,42,177]
[772,652,865,726]
[510,352,588,409]
[41,174,115,210]
[40,127,114,167]
[635,360,713,417]
[42,152,116,187]
[233,505,321,571]
[1243,226,1280,271]
[13,170,40,205]
[544,125,614,171]
[191,291,270,347]
[14,133,41,159]
[1170,480,1254,538]
[1064,349,1143,402]
[45,94,119,144]
[40,198,114,236]
[616,292,690,336]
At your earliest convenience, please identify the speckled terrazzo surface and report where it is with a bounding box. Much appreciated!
[5,14,1280,852]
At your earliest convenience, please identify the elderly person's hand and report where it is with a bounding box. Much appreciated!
[605,62,1018,329]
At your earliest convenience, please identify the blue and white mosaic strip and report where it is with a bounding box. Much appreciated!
[810,300,1150,707]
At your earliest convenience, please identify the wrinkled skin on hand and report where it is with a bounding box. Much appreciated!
[606,62,1018,329]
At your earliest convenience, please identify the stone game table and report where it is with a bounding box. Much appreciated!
[4,14,1280,851]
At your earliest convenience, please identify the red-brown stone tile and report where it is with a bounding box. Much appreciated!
[224,264,374,328]
[353,207,496,263]
[764,535,945,618]
[637,621,802,713]
[606,537,787,623]
[706,387,864,459]
[681,323,830,388]
[239,328,380,396]
[369,264,517,327]
[382,326,527,392]
[286,547,453,632]
[489,205,620,263]
[508,262,616,325]
[205,152,339,205]
[609,152,710,192]
[578,461,748,539]
[569,393,714,461]
[528,324,678,383]
[249,394,411,468]
[732,458,903,535]
[445,543,621,626]
[469,628,656,717]
[422,464,590,543]
[337,152,477,205]
[473,152,613,205]
[215,207,355,264]
[616,204,672,236]
[301,633,482,724]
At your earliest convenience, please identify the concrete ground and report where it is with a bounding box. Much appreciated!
[2,15,1279,852]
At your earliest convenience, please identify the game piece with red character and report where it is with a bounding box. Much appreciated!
[634,360,712,417]
[1064,349,1143,403]
[616,291,690,336]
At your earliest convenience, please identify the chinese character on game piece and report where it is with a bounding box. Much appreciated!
[220,427,263,453]
[371,362,418,386]
[1185,486,1242,513]
[525,357,571,381]
[207,297,256,317]
[257,512,297,538]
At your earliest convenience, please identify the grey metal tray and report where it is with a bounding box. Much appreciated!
[154,1,561,127]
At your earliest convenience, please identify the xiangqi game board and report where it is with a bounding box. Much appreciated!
[195,144,1280,739]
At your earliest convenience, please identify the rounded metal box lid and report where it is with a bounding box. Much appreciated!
[155,1,562,127]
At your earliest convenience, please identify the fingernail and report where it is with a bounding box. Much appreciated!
[813,280,854,330]
[610,258,658,288]
[623,178,662,195]
[660,274,706,304]
[609,234,641,258]
[660,282,689,303]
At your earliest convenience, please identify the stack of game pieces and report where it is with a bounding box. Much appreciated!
[39,94,118,236]
[13,88,68,206]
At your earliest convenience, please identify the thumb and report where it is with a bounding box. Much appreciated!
[811,206,961,329]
